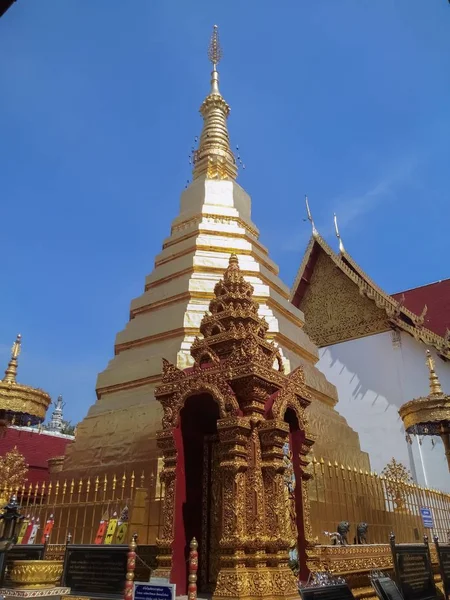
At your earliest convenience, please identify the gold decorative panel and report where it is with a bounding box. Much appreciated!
[300,251,390,347]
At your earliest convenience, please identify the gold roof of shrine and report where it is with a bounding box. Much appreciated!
[290,226,450,360]
[0,334,51,425]
[399,350,450,435]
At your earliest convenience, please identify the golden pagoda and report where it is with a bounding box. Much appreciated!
[399,350,450,471]
[0,334,51,435]
[60,27,369,483]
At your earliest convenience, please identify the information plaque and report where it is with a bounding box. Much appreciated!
[299,583,355,600]
[62,544,128,599]
[0,545,45,586]
[390,536,437,600]
[133,581,175,600]
[434,538,450,599]
[371,576,403,600]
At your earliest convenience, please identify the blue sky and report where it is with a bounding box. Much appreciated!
[0,0,449,424]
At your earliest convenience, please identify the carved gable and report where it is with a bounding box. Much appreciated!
[300,250,390,347]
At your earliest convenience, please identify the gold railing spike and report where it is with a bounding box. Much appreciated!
[340,464,345,470]
[131,471,135,489]
[48,482,52,494]
[347,465,352,471]
[70,479,75,494]
[320,457,325,464]
[140,471,145,487]
[78,479,83,493]
[312,456,317,463]
[87,477,91,493]
[112,474,117,491]
[328,461,332,467]
[122,472,126,487]
[354,466,358,473]
[103,474,108,492]
[334,461,339,467]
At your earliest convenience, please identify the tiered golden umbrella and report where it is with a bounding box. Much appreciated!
[0,335,51,436]
[399,350,450,472]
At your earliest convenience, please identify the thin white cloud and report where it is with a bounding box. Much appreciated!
[280,153,419,253]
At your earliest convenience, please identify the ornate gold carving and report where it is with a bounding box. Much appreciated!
[300,251,390,347]
[291,235,450,359]
[381,458,413,512]
[154,254,313,600]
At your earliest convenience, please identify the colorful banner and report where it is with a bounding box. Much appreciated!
[41,515,54,543]
[104,516,118,545]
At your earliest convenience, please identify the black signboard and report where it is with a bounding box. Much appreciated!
[0,544,45,586]
[371,576,403,600]
[390,537,437,600]
[300,583,355,600]
[62,544,128,599]
[434,539,450,599]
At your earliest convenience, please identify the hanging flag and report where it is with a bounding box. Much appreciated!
[114,506,129,544]
[27,518,40,544]
[17,517,30,544]
[94,509,110,545]
[21,518,35,545]
[104,512,118,545]
[41,514,54,544]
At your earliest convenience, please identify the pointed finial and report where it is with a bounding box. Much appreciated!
[208,25,222,95]
[3,334,22,384]
[334,213,346,254]
[305,196,318,238]
[426,350,443,396]
[192,25,236,180]
[208,25,222,69]
[229,253,239,267]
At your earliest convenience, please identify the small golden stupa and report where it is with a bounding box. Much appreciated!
[0,334,51,435]
[399,350,450,471]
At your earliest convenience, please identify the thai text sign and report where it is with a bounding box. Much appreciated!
[419,507,434,529]
[133,582,175,600]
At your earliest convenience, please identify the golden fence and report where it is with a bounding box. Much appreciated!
[3,460,450,549]
[309,457,450,545]
[0,470,164,546]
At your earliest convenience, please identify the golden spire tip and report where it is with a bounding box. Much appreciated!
[207,24,222,95]
[334,213,345,254]
[2,333,22,384]
[426,350,443,396]
[305,196,318,238]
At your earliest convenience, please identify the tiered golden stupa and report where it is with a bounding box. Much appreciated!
[0,334,51,435]
[61,26,369,478]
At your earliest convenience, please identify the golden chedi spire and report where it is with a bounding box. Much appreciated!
[2,334,22,384]
[192,25,238,181]
[426,349,444,397]
[0,334,51,430]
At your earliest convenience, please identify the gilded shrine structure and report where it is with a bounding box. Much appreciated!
[155,255,315,600]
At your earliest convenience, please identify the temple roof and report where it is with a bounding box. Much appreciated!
[393,279,450,339]
[290,232,450,359]
[0,427,73,484]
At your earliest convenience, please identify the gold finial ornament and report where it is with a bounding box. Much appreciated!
[334,213,346,254]
[3,334,22,384]
[426,350,443,396]
[305,196,318,238]
[192,25,238,182]
[208,24,223,69]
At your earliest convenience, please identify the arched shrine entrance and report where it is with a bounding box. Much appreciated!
[154,255,315,600]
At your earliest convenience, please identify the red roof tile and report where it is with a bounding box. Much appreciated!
[393,279,450,338]
[0,428,72,484]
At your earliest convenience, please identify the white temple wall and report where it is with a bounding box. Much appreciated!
[317,330,450,493]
